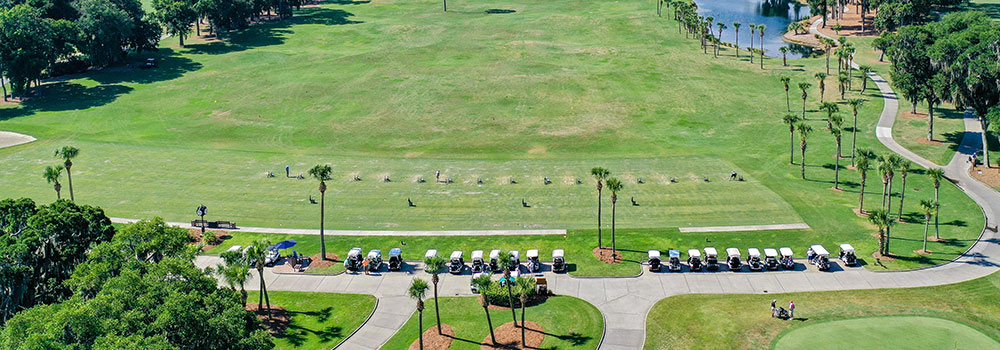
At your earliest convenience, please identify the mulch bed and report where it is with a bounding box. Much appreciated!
[914,249,933,255]
[916,137,945,145]
[871,252,897,262]
[308,253,340,268]
[593,247,622,264]
[246,304,290,335]
[969,166,1000,188]
[480,321,544,350]
[853,208,869,217]
[409,325,454,350]
[188,228,231,252]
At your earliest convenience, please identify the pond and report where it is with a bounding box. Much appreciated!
[692,0,815,59]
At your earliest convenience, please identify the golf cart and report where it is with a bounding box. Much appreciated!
[726,248,742,271]
[811,244,831,271]
[705,247,720,271]
[687,249,703,271]
[552,249,567,273]
[779,247,795,269]
[839,243,857,266]
[264,246,281,267]
[747,248,763,271]
[449,251,464,274]
[648,250,662,272]
[471,250,486,273]
[667,249,682,272]
[489,249,502,272]
[508,250,521,271]
[367,249,383,272]
[527,249,541,272]
[345,247,363,271]
[388,248,403,271]
[763,248,779,270]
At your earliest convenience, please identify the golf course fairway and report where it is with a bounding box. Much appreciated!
[772,316,998,349]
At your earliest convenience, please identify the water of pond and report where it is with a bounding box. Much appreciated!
[692,0,815,59]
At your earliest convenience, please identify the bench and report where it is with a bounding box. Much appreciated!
[191,220,238,229]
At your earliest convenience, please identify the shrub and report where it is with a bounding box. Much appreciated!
[483,276,536,307]
[204,231,220,245]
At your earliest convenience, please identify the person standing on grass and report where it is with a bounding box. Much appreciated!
[771,299,777,317]
[285,166,290,177]
[789,300,795,319]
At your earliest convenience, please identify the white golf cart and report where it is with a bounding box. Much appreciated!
[811,244,831,271]
[839,243,857,266]
[705,247,720,271]
[527,249,541,272]
[667,249,682,272]
[687,249,703,271]
[779,247,795,269]
[367,249,383,272]
[388,248,403,271]
[552,249,567,273]
[449,250,465,274]
[726,248,742,271]
[471,250,486,273]
[508,250,521,271]
[489,249,501,272]
[747,248,763,271]
[763,248,779,270]
[345,247,363,271]
[648,250,662,272]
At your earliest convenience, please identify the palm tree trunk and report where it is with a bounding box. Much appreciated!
[802,96,807,118]
[520,302,526,346]
[878,230,885,255]
[240,286,248,306]
[433,279,441,334]
[484,305,496,345]
[597,188,603,247]
[885,225,892,254]
[859,176,866,212]
[320,191,327,259]
[611,201,617,258]
[934,187,940,239]
[800,143,806,179]
[881,181,888,209]
[851,111,858,166]
[923,215,930,252]
[981,117,991,168]
[259,269,272,320]
[927,101,934,141]
[66,166,74,201]
[506,282,517,326]
[786,89,790,111]
[789,129,795,164]
[897,176,907,218]
[887,178,894,215]
[418,310,424,350]
[55,186,61,200]
[442,0,446,11]
[834,143,840,189]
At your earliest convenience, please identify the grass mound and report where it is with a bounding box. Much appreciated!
[773,316,998,349]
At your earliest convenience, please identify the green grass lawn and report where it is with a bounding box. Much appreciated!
[264,291,376,350]
[772,316,998,349]
[643,271,1000,349]
[0,0,985,269]
[382,295,603,349]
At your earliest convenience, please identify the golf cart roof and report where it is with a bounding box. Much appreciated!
[648,250,660,259]
[688,249,701,257]
[490,249,500,259]
[553,249,564,258]
[509,250,520,259]
[668,249,681,258]
[726,248,741,257]
[348,247,362,257]
[704,247,718,256]
[471,250,484,259]
[526,249,539,258]
[840,243,855,253]
[779,247,794,257]
[764,248,778,257]
[389,248,402,257]
[748,248,761,257]
[367,249,381,258]
[450,251,463,259]
[425,249,438,259]
[811,244,830,256]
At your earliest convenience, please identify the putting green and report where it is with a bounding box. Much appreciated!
[773,316,998,350]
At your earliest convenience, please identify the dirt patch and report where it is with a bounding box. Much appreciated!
[914,249,933,255]
[969,166,1000,188]
[409,325,454,350]
[901,111,926,120]
[872,252,897,262]
[480,321,544,350]
[188,228,230,252]
[593,247,622,264]
[853,208,869,217]
[308,253,340,268]
[246,304,290,335]
[831,187,845,192]
[813,7,880,38]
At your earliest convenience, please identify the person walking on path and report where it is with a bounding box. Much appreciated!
[788,300,795,319]
[362,258,370,275]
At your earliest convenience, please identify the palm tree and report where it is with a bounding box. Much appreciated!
[423,255,447,334]
[497,251,518,326]
[797,123,812,179]
[868,209,894,256]
[838,73,850,99]
[748,24,756,56]
[783,114,801,164]
[815,72,828,103]
[516,276,533,346]
[590,167,610,248]
[408,278,430,350]
[246,239,273,320]
[822,37,834,74]
[798,82,812,118]
[780,77,791,111]
[308,164,332,260]
[732,22,741,57]
[759,47,765,69]
[858,65,872,93]
[472,274,497,345]
[779,46,789,66]
[896,160,911,219]
[606,177,623,259]
[919,199,938,252]
[856,155,871,213]
[847,99,865,165]
[831,127,843,190]
[885,154,902,215]
[877,154,892,210]
[43,165,64,199]
[217,249,252,306]
[819,102,838,129]
[54,146,79,201]
[716,22,726,57]
[927,168,944,239]
[757,24,765,52]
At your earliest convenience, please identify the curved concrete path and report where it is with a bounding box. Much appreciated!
[0,131,35,149]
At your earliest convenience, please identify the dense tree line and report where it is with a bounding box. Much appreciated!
[803,0,964,33]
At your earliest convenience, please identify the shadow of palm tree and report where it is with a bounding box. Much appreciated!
[185,7,362,56]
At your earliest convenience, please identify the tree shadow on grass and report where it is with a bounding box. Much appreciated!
[274,307,341,346]
[0,83,133,121]
[326,0,370,4]
[184,7,362,56]
[485,9,516,14]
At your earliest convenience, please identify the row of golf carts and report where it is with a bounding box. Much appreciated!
[344,248,406,272]
[342,247,568,274]
[647,244,858,272]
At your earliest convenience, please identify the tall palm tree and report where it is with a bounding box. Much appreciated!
[783,114,801,164]
[716,22,726,57]
[472,274,497,345]
[927,168,944,239]
[497,251,518,326]
[732,22,741,57]
[217,249,252,306]
[43,165,64,199]
[590,167,610,248]
[424,255,447,334]
[885,154,902,215]
[246,239,273,320]
[815,72,828,103]
[748,24,756,55]
[798,82,812,118]
[896,160,911,219]
[877,154,893,210]
[831,127,843,190]
[606,177,623,259]
[308,164,332,260]
[822,37,834,74]
[757,24,765,52]
[516,276,533,346]
[797,123,812,179]
[819,102,838,129]
[838,73,850,99]
[54,146,79,201]
[780,76,791,111]
[408,278,430,350]
[858,65,873,93]
[779,46,789,66]
[847,98,865,165]
[919,199,938,252]
[856,155,871,213]
[868,208,893,255]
